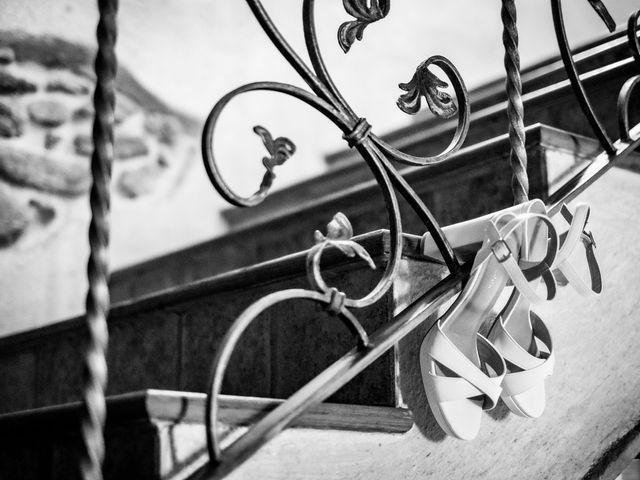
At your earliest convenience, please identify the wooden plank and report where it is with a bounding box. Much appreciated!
[0,389,413,434]
[0,390,412,479]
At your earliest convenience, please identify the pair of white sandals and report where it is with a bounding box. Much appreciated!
[419,199,601,440]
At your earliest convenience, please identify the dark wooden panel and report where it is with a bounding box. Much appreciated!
[179,288,272,399]
[0,350,36,413]
[268,266,394,406]
[0,232,431,412]
[108,311,181,395]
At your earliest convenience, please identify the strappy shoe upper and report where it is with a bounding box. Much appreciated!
[421,208,559,437]
[491,311,554,399]
[477,211,559,304]
[488,202,598,418]
[425,327,505,410]
[552,203,602,296]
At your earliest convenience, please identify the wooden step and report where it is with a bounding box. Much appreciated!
[0,389,412,479]
[111,125,633,302]
[326,29,640,167]
[0,230,446,413]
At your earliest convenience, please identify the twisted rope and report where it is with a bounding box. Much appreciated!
[502,0,529,204]
[79,0,118,478]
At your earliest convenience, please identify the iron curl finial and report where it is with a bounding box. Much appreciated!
[307,213,376,302]
[370,56,470,166]
[253,125,296,191]
[338,0,390,53]
[587,0,616,32]
[397,60,458,118]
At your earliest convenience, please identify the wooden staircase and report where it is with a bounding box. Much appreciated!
[0,230,445,413]
[2,29,640,480]
[109,124,618,303]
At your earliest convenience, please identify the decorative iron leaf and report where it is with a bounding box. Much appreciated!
[587,0,616,32]
[315,212,353,243]
[341,241,376,270]
[314,213,375,269]
[253,125,296,175]
[326,212,353,240]
[397,61,457,118]
[338,0,391,53]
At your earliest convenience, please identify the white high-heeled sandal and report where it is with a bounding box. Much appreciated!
[488,202,601,418]
[552,203,601,296]
[420,208,558,439]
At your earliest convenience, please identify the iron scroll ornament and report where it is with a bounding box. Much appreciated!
[551,0,640,152]
[201,0,472,288]
[201,0,470,467]
[196,0,640,477]
[543,0,640,211]
[620,9,640,142]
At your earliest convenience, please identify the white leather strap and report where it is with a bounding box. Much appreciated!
[553,203,602,296]
[493,312,554,397]
[427,325,505,409]
[482,213,559,304]
[501,355,554,397]
[492,311,552,369]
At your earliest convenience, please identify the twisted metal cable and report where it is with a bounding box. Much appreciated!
[79,0,118,478]
[502,0,529,204]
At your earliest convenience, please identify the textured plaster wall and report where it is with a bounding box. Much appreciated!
[0,0,637,334]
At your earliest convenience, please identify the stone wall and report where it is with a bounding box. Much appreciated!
[0,32,205,333]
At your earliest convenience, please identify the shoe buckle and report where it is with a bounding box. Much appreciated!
[491,239,511,263]
[582,230,596,249]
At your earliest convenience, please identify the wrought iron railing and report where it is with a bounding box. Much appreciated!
[80,0,640,479]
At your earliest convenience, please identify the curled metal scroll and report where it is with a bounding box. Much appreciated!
[201,0,467,280]
[551,0,616,154]
[198,0,640,477]
[372,55,470,166]
[628,9,640,69]
[200,0,471,468]
[205,287,370,462]
[202,82,348,207]
[338,0,390,53]
[619,10,640,142]
[617,75,640,141]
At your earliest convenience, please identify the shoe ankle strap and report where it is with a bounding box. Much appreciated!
[485,212,559,304]
[553,204,602,295]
